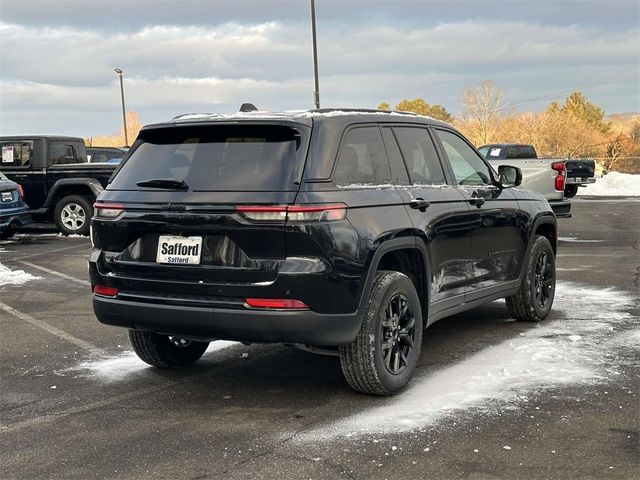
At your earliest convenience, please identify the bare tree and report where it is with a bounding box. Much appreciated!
[603,133,628,173]
[458,81,505,145]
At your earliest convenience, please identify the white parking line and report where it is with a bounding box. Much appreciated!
[1,243,89,263]
[557,253,625,258]
[17,261,90,286]
[0,301,101,355]
[1,370,211,433]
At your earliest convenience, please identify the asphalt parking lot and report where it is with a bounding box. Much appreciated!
[1,198,638,480]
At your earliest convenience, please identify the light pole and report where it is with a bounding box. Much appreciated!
[114,68,129,146]
[310,0,320,109]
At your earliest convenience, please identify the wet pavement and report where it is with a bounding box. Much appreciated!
[1,199,638,479]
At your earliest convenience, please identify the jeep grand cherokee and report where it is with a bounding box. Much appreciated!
[90,108,557,395]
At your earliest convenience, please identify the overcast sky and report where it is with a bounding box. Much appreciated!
[1,0,638,137]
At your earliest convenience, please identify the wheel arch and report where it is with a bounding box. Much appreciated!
[517,214,557,284]
[357,237,431,318]
[43,178,104,209]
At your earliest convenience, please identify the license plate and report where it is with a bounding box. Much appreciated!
[1,191,12,202]
[156,236,203,265]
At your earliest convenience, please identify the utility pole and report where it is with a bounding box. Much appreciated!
[114,68,129,146]
[310,0,320,109]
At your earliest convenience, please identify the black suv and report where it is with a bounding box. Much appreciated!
[90,108,557,395]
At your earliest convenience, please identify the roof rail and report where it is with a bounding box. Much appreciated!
[170,113,215,120]
[312,107,418,116]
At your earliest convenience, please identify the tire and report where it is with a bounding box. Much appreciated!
[339,270,423,395]
[0,227,15,240]
[54,195,93,236]
[128,330,210,368]
[506,235,556,322]
[564,184,578,198]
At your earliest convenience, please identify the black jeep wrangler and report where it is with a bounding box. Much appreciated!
[1,135,117,235]
[90,108,557,395]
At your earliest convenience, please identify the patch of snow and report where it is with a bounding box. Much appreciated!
[72,340,239,382]
[0,262,42,286]
[299,282,638,439]
[57,233,87,239]
[337,183,453,190]
[577,172,640,197]
[558,237,603,243]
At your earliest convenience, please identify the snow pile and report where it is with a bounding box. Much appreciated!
[301,282,638,438]
[0,262,41,286]
[577,172,640,196]
[73,340,240,382]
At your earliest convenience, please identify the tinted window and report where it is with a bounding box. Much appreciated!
[380,128,410,185]
[477,146,490,158]
[109,125,306,191]
[393,127,445,185]
[506,146,536,159]
[50,142,85,164]
[334,127,391,186]
[1,141,33,167]
[435,130,493,186]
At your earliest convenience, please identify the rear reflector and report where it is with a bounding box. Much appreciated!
[94,202,125,219]
[245,298,309,310]
[237,204,347,223]
[93,285,119,298]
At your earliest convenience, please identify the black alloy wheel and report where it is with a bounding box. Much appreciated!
[381,293,417,375]
[506,235,556,322]
[534,251,553,309]
[339,270,423,395]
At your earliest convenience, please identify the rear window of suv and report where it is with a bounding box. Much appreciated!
[109,124,308,191]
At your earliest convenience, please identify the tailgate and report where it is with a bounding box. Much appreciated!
[92,122,309,288]
[565,159,595,179]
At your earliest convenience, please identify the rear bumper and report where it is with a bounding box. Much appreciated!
[93,295,364,346]
[549,199,572,218]
[566,177,596,185]
[0,211,31,230]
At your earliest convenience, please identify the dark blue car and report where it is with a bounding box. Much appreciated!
[0,171,31,239]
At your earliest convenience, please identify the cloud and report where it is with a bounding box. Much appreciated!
[0,17,638,136]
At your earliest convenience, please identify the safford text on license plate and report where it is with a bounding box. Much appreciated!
[156,236,203,265]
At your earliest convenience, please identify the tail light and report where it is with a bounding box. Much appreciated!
[551,162,566,192]
[93,285,119,298]
[94,202,125,219]
[17,184,25,199]
[245,298,309,310]
[237,204,347,223]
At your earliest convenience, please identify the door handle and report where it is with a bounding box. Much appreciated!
[410,198,430,211]
[468,198,485,207]
[13,174,28,179]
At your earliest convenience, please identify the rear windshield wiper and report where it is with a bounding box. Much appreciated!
[135,178,188,190]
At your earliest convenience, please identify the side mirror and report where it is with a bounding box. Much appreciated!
[498,165,522,187]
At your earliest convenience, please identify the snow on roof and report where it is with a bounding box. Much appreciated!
[169,108,432,123]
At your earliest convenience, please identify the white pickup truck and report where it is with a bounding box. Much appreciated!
[479,144,572,218]
[479,143,596,199]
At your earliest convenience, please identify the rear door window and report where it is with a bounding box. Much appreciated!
[333,127,391,186]
[506,146,536,158]
[392,127,446,185]
[109,124,308,191]
[50,142,84,164]
[1,141,33,167]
